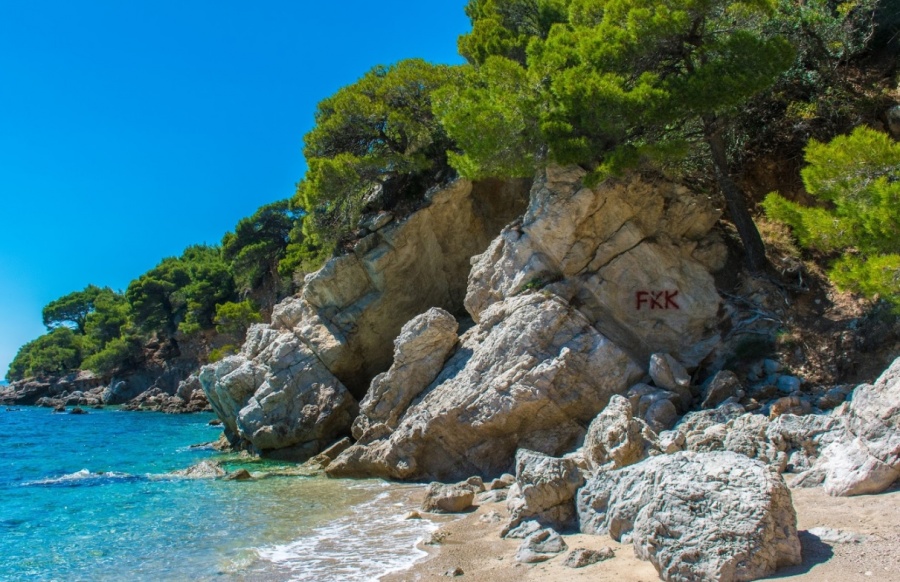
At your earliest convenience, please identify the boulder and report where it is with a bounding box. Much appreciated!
[503,449,584,535]
[421,482,475,513]
[327,293,643,481]
[563,547,615,568]
[583,395,659,471]
[792,357,900,495]
[352,308,458,441]
[465,167,723,369]
[649,353,691,393]
[515,527,568,563]
[172,461,226,479]
[818,439,900,497]
[199,326,357,459]
[577,451,802,582]
[700,370,743,409]
[626,383,684,431]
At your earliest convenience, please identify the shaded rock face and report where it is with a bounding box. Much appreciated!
[577,451,802,582]
[298,178,531,397]
[327,293,644,481]
[199,178,530,458]
[465,166,723,368]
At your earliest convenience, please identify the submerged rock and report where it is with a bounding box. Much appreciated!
[577,451,802,582]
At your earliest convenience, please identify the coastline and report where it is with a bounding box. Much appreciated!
[384,485,900,582]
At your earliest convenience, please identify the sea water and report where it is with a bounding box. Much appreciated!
[0,407,435,581]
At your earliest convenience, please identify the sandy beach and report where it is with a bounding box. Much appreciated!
[384,484,900,582]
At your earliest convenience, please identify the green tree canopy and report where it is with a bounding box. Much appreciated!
[6,328,83,381]
[126,245,236,336]
[41,285,104,333]
[295,59,463,251]
[213,300,263,336]
[440,0,795,270]
[764,127,900,307]
[221,199,301,294]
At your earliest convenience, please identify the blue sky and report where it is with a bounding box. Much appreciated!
[0,1,469,378]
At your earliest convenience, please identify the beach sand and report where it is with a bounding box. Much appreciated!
[384,485,900,582]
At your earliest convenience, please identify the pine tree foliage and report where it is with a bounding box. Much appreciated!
[764,127,900,306]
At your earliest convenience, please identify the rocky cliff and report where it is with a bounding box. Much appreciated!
[202,167,726,467]
[200,177,531,457]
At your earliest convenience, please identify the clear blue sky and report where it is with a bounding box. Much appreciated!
[0,1,469,379]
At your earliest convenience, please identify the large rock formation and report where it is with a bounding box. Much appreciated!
[199,323,356,458]
[793,357,900,495]
[326,168,726,480]
[326,292,643,480]
[577,451,802,582]
[293,178,531,396]
[200,178,530,457]
[351,308,458,442]
[465,166,724,368]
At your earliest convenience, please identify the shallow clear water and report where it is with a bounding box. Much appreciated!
[0,407,434,581]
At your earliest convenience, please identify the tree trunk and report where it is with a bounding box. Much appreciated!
[705,119,769,272]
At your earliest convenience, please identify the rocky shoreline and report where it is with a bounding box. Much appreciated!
[0,369,211,413]
[7,167,898,580]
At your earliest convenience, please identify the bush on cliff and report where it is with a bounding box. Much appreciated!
[293,59,462,253]
[764,127,900,309]
[221,199,301,296]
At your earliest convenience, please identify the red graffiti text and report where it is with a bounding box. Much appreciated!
[635,290,680,310]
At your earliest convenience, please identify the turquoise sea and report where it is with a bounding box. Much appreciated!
[0,407,435,581]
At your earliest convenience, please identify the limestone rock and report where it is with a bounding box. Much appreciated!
[327,293,643,481]
[769,395,812,418]
[199,178,529,457]
[701,370,743,409]
[649,353,691,392]
[298,178,530,396]
[793,357,900,496]
[352,308,458,441]
[584,395,659,471]
[172,461,226,479]
[819,439,900,497]
[577,451,802,581]
[515,527,568,563]
[465,168,723,369]
[503,449,584,535]
[422,482,475,513]
[563,547,615,568]
[626,383,684,430]
[199,326,356,459]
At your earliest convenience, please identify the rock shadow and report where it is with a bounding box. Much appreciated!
[763,530,834,578]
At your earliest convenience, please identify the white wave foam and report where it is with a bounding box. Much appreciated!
[256,487,438,582]
[23,469,136,486]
